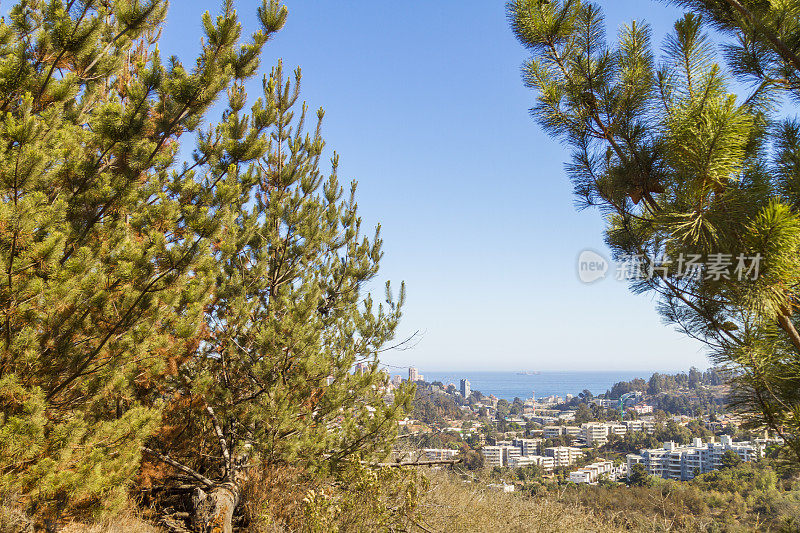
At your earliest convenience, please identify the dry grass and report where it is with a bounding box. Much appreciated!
[0,504,33,533]
[417,471,624,533]
[1,504,162,533]
[238,464,311,532]
[59,514,163,533]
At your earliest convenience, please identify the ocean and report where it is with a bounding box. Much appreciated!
[419,371,655,401]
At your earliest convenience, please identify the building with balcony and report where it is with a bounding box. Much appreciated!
[509,455,555,471]
[544,446,583,467]
[512,438,542,456]
[623,419,656,434]
[626,436,774,481]
[481,445,503,467]
[543,426,563,439]
[569,460,614,484]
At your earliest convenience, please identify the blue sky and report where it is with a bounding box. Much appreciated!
[161,1,711,372]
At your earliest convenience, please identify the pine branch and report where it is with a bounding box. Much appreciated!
[721,0,800,75]
[142,447,214,488]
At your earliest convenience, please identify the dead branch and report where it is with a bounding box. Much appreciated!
[142,447,215,488]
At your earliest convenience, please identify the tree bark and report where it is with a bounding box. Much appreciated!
[777,312,800,354]
[192,483,239,533]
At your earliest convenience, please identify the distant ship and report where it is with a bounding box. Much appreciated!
[516,371,541,375]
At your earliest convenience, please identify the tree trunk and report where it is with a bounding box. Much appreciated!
[192,483,239,533]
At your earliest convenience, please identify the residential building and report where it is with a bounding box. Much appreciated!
[582,423,609,446]
[544,446,583,467]
[422,448,459,461]
[627,436,769,481]
[512,438,541,456]
[481,446,503,467]
[570,460,614,484]
[582,423,627,445]
[608,424,626,437]
[460,378,471,398]
[543,425,581,438]
[631,404,653,415]
[623,419,655,434]
[408,367,419,382]
[527,415,559,425]
[591,398,617,409]
[543,426,563,439]
[503,446,521,466]
[509,455,554,471]
[529,455,555,471]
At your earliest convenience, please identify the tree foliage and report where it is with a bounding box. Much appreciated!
[508,0,800,462]
[0,0,412,527]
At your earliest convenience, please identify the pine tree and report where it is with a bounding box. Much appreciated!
[0,0,286,523]
[508,0,800,461]
[142,61,415,533]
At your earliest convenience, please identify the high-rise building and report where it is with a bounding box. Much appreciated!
[354,362,367,375]
[460,378,471,398]
[408,367,419,382]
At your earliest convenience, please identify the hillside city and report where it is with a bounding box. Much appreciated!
[6,0,800,531]
[384,367,784,491]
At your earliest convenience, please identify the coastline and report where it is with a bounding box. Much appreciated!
[414,370,656,401]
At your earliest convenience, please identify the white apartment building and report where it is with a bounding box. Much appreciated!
[512,438,542,456]
[544,425,582,439]
[627,436,769,481]
[623,419,656,434]
[543,426,562,439]
[422,448,459,461]
[481,446,504,467]
[582,423,609,446]
[570,460,614,484]
[510,455,555,471]
[544,446,583,467]
[504,446,521,465]
[581,423,626,446]
[481,445,522,468]
[608,424,626,437]
[526,415,559,425]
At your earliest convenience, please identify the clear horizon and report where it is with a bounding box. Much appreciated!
[386,367,711,375]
